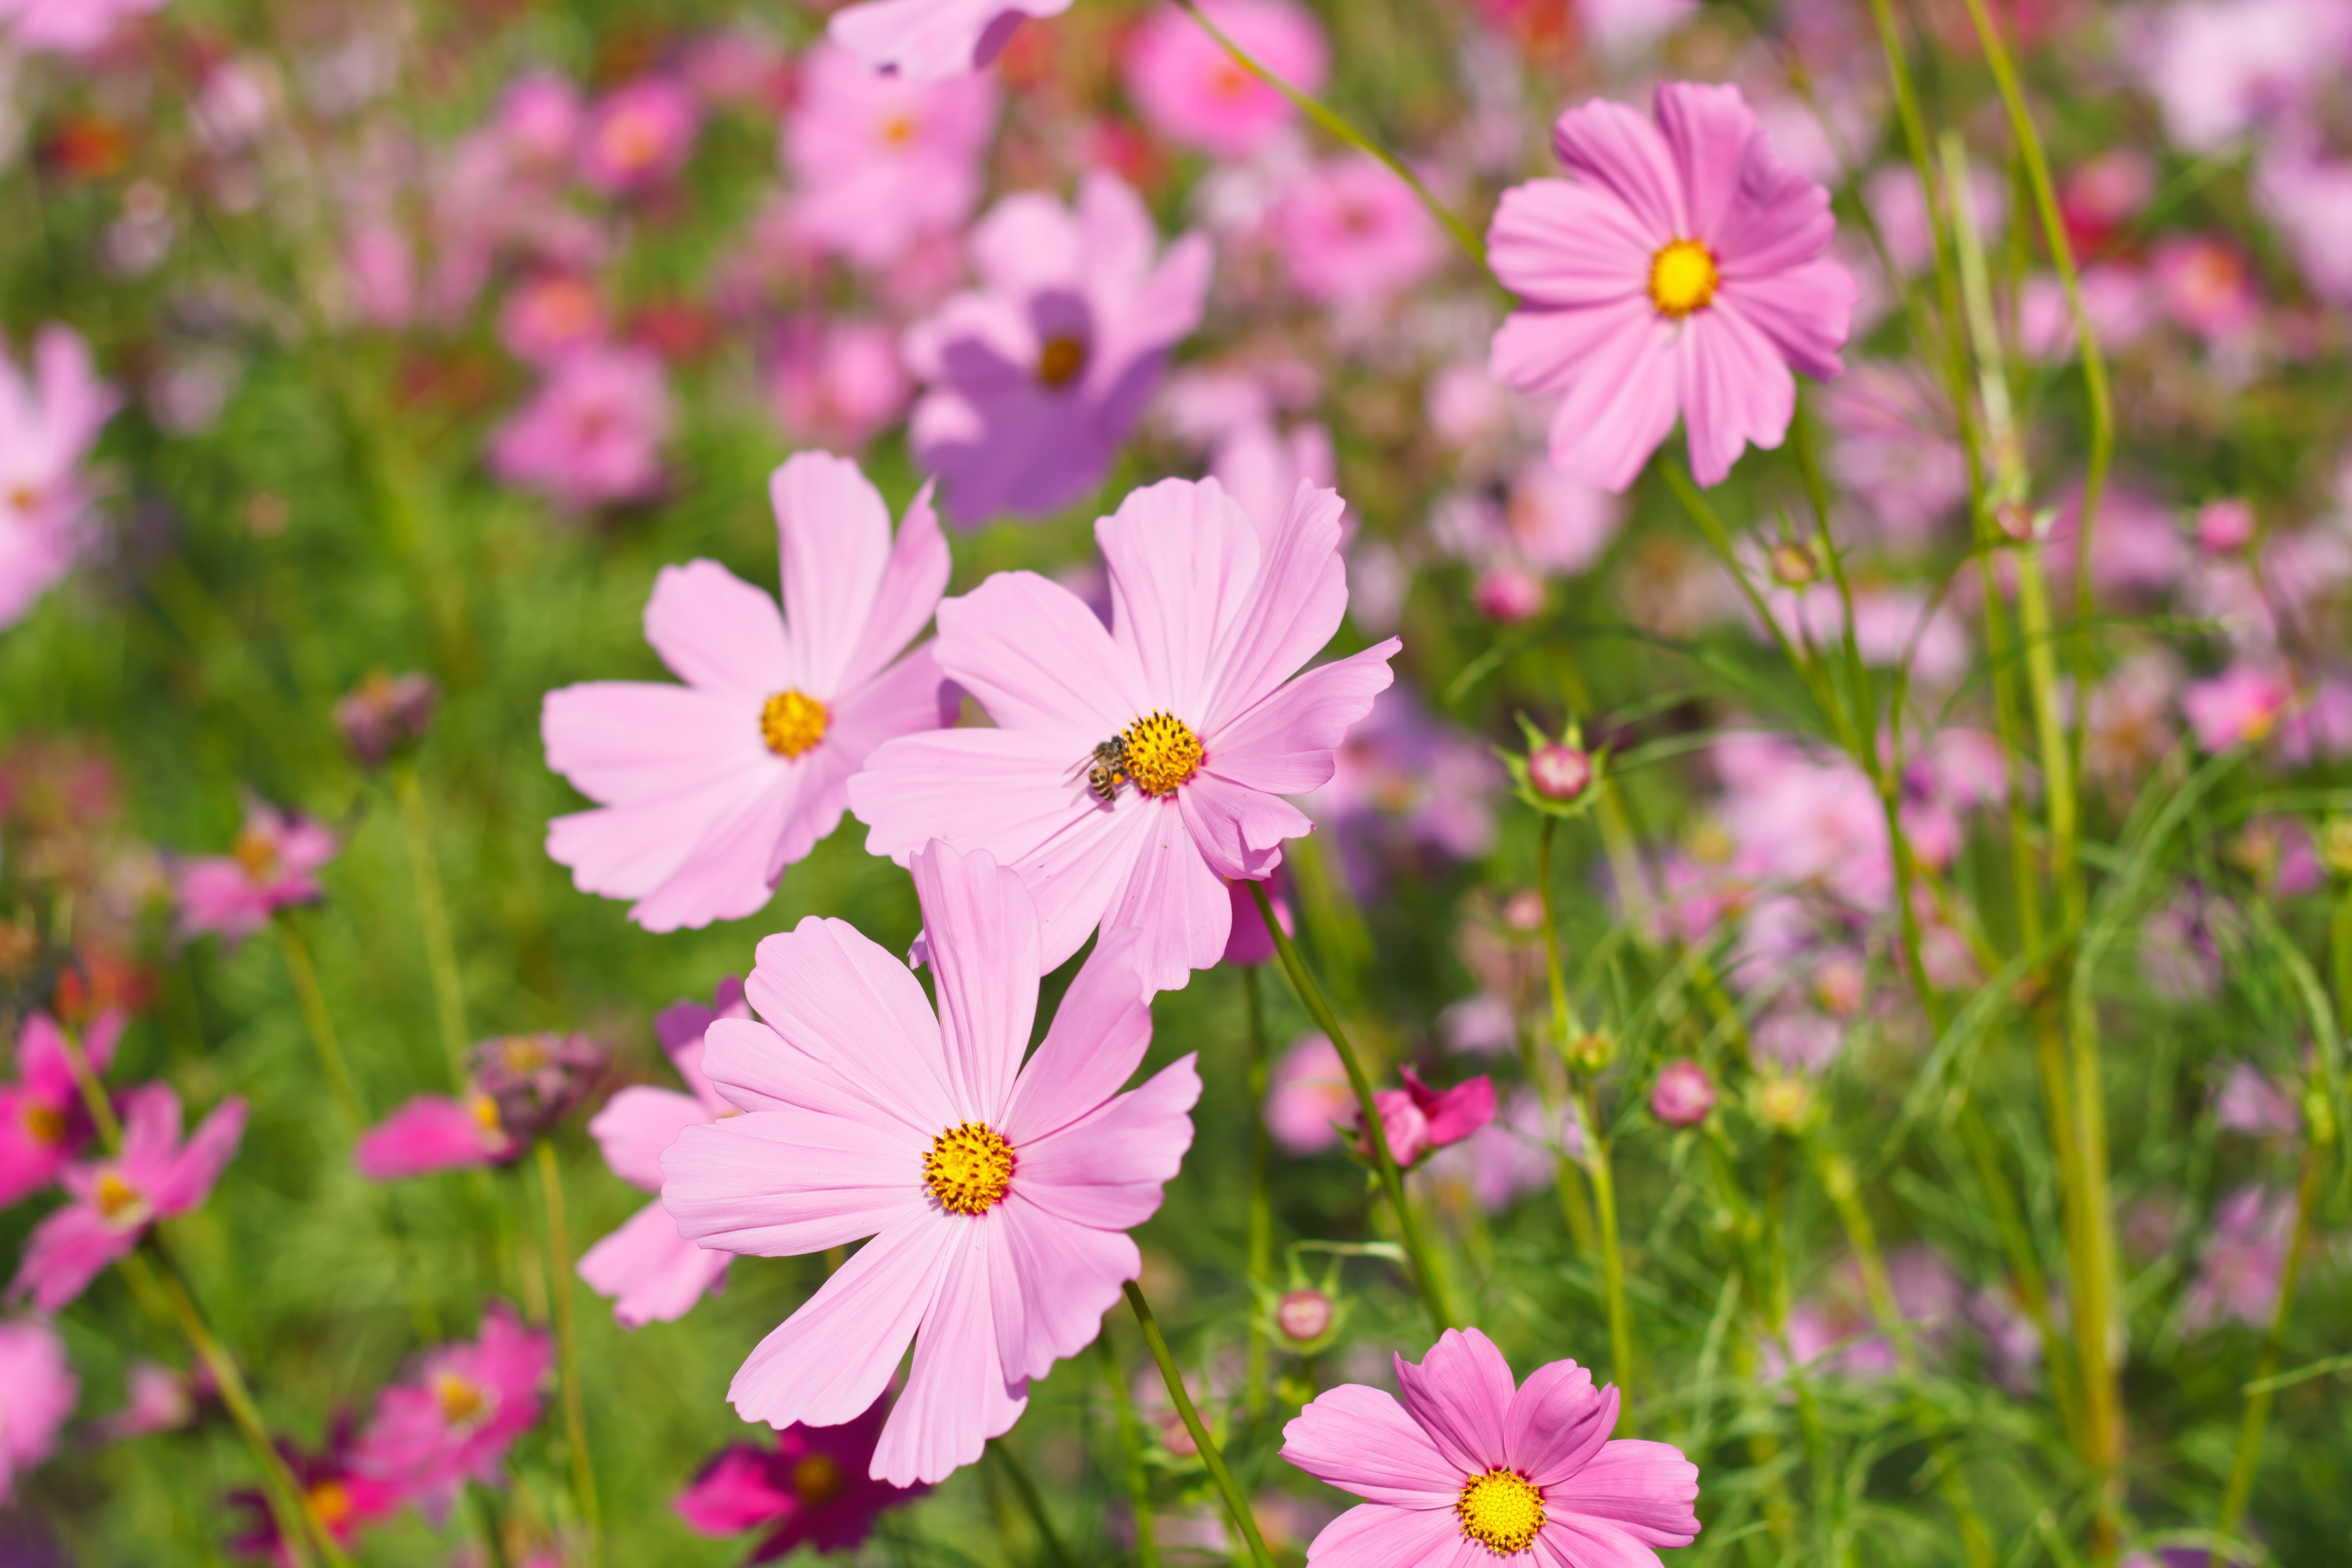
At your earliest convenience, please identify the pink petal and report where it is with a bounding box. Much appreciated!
[115,1083,182,1166]
[1532,1517,1676,1568]
[1198,481,1352,732]
[645,560,791,696]
[934,570,1150,738]
[1200,640,1401,797]
[1543,1439,1700,1547]
[828,0,1065,79]
[830,642,953,760]
[152,1097,246,1216]
[1098,477,1263,721]
[1486,179,1654,310]
[1302,1501,1463,1568]
[1098,798,1232,992]
[1178,770,1310,881]
[911,844,1039,1123]
[1723,261,1855,383]
[588,1085,708,1192]
[1281,1384,1463,1507]
[1676,306,1795,489]
[988,1196,1138,1382]
[544,760,777,911]
[843,482,951,696]
[1653,81,1759,250]
[355,1096,510,1179]
[12,1204,134,1313]
[1508,300,1681,494]
[618,770,804,933]
[771,452,896,698]
[872,1220,1027,1485]
[661,1107,927,1256]
[998,928,1153,1145]
[729,1215,953,1431]
[577,1197,733,1328]
[1393,1328,1518,1477]
[541,681,767,806]
[1550,97,1683,243]
[731,917,958,1136]
[1503,1359,1615,1486]
[1011,1054,1200,1231]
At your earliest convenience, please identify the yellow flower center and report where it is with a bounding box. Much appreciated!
[307,1480,353,1527]
[469,1093,505,1137]
[879,112,918,147]
[761,690,830,759]
[1119,711,1202,797]
[792,1452,846,1504]
[23,1103,64,1145]
[96,1171,147,1225]
[434,1372,490,1428]
[1456,1468,1546,1555]
[231,827,280,880]
[1037,335,1088,389]
[599,107,666,173]
[7,484,37,513]
[1648,239,1718,319]
[923,1121,1014,1215]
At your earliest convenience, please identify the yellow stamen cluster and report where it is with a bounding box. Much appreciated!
[1455,1468,1546,1555]
[434,1373,490,1427]
[923,1121,1014,1215]
[1037,335,1088,388]
[1119,711,1203,797]
[1648,239,1719,319]
[95,1171,145,1224]
[230,827,281,880]
[761,690,830,759]
[23,1103,64,1145]
[307,1480,353,1527]
[792,1453,846,1504]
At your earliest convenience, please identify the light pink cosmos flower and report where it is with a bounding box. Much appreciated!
[2184,665,2292,752]
[0,0,164,53]
[1275,155,1445,314]
[486,346,674,513]
[353,1303,550,1517]
[494,70,586,171]
[0,1319,74,1503]
[906,173,1213,526]
[578,980,747,1328]
[828,0,1066,79]
[0,1010,123,1206]
[173,801,337,943]
[849,476,1399,991]
[1267,1034,1353,1155]
[2128,0,2352,154]
[2257,142,2352,308]
[660,843,1202,1485]
[768,316,912,453]
[1488,81,1857,491]
[1283,1327,1700,1568]
[543,452,950,932]
[2181,1186,2293,1333]
[578,77,701,196]
[0,324,121,631]
[1125,0,1329,159]
[10,1084,248,1313]
[676,1392,926,1560]
[496,274,607,367]
[354,1091,521,1179]
[784,45,998,271]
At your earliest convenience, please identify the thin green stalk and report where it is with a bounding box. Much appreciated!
[1243,963,1273,1421]
[395,760,471,1088]
[1100,1329,1159,1568]
[51,1015,122,1149]
[991,1439,1075,1568]
[1536,818,1574,1046]
[534,1140,602,1563]
[1248,879,1455,1333]
[1123,1282,1275,1568]
[471,1484,514,1568]
[1174,0,1486,266]
[274,922,364,1129]
[1582,1079,1637,1436]
[1532,819,1599,1255]
[2218,1132,2326,1532]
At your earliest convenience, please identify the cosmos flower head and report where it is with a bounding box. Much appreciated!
[0,1319,75,1504]
[486,346,675,513]
[353,1303,551,1518]
[0,323,122,631]
[783,44,999,271]
[675,1392,926,1559]
[1125,0,1329,159]
[0,1010,124,1206]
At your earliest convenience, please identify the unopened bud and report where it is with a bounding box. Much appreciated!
[1650,1059,1715,1127]
[1565,1030,1613,1073]
[1756,1075,1812,1132]
[1529,743,1592,802]
[1274,1289,1334,1344]
[1501,889,1545,932]
[1767,541,1817,587]
[2319,817,2352,878]
[1995,499,2035,541]
[335,670,439,769]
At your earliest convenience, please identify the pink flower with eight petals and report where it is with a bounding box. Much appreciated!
[174,801,338,943]
[849,475,1399,991]
[0,324,122,630]
[353,1303,551,1518]
[1282,1327,1700,1568]
[0,1010,123,1206]
[676,1392,926,1560]
[0,1319,74,1503]
[660,843,1202,1485]
[543,452,950,931]
[1488,80,1856,491]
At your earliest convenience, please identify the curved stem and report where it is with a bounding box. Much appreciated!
[1248,879,1455,1333]
[395,760,472,1088]
[1122,1281,1275,1568]
[275,921,365,1130]
[2219,1130,2328,1532]
[1100,1329,1160,1568]
[534,1140,602,1563]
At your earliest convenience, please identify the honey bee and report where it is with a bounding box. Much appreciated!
[1067,736,1131,803]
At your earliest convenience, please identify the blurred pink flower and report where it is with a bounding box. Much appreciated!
[1753,1008,1842,1073]
[1650,1059,1715,1126]
[906,173,1212,525]
[1489,81,1856,491]
[2214,1063,2299,1137]
[494,70,586,172]
[1820,362,1965,546]
[174,801,337,942]
[1713,733,1889,910]
[1126,0,1328,159]
[0,1320,74,1503]
[578,77,700,195]
[2196,498,2257,554]
[1302,686,1502,899]
[486,346,674,512]
[11,1084,247,1312]
[354,1302,550,1517]
[1267,1034,1353,1154]
[230,1426,407,1566]
[2129,0,2352,154]
[543,453,949,931]
[1211,417,1335,535]
[95,1358,196,1442]
[578,980,747,1328]
[2257,143,2352,306]
[2181,1186,2293,1333]
[0,1010,123,1206]
[767,316,911,453]
[660,844,1201,1485]
[2043,481,2190,602]
[354,1091,521,1179]
[2150,236,2260,345]
[497,275,607,366]
[1436,1088,1577,1210]
[1862,161,2004,276]
[676,1392,926,1558]
[0,0,164,53]
[784,45,998,270]
[0,324,121,630]
[1364,1068,1494,1166]
[1275,155,1444,312]
[2183,664,2291,752]
[2017,265,2153,363]
[2060,150,2155,254]
[829,0,1069,79]
[2086,648,2183,789]
[1576,0,1697,56]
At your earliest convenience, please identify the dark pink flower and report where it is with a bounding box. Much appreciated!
[11,1084,248,1313]
[486,346,674,513]
[354,1092,521,1180]
[577,77,700,196]
[0,1010,122,1206]
[1650,1059,1714,1126]
[1125,0,1328,159]
[1528,742,1592,801]
[0,1320,74,1503]
[675,1392,925,1560]
[353,1303,551,1517]
[1363,1068,1494,1166]
[230,1426,406,1566]
[333,671,439,770]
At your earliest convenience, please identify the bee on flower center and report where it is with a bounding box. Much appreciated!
[1068,735,1132,803]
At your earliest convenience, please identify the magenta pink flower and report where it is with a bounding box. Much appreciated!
[768,315,911,453]
[0,0,164,53]
[0,1319,74,1503]
[1275,154,1446,313]
[828,0,1068,79]
[174,801,337,942]
[784,44,998,270]
[848,476,1398,990]
[543,452,950,931]
[11,1084,248,1313]
[577,77,700,196]
[95,1359,197,1442]
[0,323,121,630]
[905,173,1212,525]
[2184,665,2292,752]
[1650,1059,1715,1126]
[1267,1034,1353,1154]
[230,1427,407,1566]
[0,1010,122,1206]
[676,1392,926,1559]
[353,1303,550,1517]
[487,346,674,513]
[578,980,746,1328]
[1282,1327,1700,1567]
[354,1092,521,1180]
[1488,81,1856,491]
[660,843,1200,1485]
[1363,1068,1495,1166]
[1125,0,1329,158]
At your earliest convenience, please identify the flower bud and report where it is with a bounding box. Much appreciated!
[335,670,439,770]
[2196,497,2255,555]
[469,1032,605,1140]
[1528,742,1592,802]
[1474,567,1547,623]
[2320,817,2352,879]
[1767,540,1817,587]
[1649,1059,1715,1127]
[1501,889,1544,932]
[1274,1289,1334,1345]
[1755,1074,1812,1132]
[1565,1030,1613,1073]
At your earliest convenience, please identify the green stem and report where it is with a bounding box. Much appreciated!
[1243,963,1273,1421]
[1581,1078,1637,1435]
[395,761,471,1088]
[1247,880,1455,1333]
[1532,819,1599,1256]
[2218,1135,2326,1534]
[1174,0,1487,267]
[535,1140,602,1563]
[1100,1329,1159,1568]
[51,1015,121,1149]
[1122,1281,1275,1568]
[991,1439,1075,1568]
[470,1484,514,1568]
[274,922,365,1130]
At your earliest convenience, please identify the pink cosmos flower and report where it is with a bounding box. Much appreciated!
[497,275,607,366]
[2151,236,2260,345]
[10,1084,248,1313]
[1275,155,1445,313]
[578,77,700,196]
[0,324,121,630]
[659,843,1202,1485]
[905,174,1213,526]
[784,45,998,270]
[1124,0,1329,159]
[578,980,746,1328]
[2129,0,2351,154]
[1301,686,1501,900]
[848,476,1399,991]
[2181,1186,2292,1333]
[0,1319,74,1503]
[1488,81,1857,491]
[2257,144,2352,308]
[0,0,164,53]
[768,316,911,453]
[2184,665,2292,752]
[173,801,338,942]
[96,1359,198,1442]
[0,1010,123,1206]
[353,1303,550,1517]
[494,71,586,171]
[1282,1327,1700,1568]
[486,346,674,512]
[231,1427,406,1566]
[1267,1034,1353,1154]
[355,1091,521,1179]
[2214,1063,2299,1138]
[2196,498,2257,555]
[676,1392,926,1559]
[1650,1059,1715,1126]
[1363,1068,1494,1166]
[543,452,949,931]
